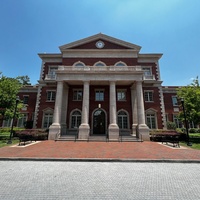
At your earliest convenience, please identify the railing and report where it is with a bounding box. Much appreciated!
[58,65,142,72]
[45,74,56,80]
[143,75,155,80]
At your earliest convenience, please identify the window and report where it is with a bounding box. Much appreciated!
[43,113,53,128]
[118,111,128,129]
[47,91,56,101]
[2,118,12,127]
[173,114,182,128]
[115,61,127,66]
[95,90,104,101]
[73,61,85,67]
[117,90,126,101]
[144,91,153,102]
[17,114,27,127]
[172,96,178,106]
[71,110,81,128]
[94,61,106,66]
[146,113,156,129]
[48,66,58,79]
[23,96,29,104]
[73,89,83,101]
[142,67,152,76]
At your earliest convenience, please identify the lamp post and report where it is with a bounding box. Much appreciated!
[7,96,20,144]
[181,97,192,146]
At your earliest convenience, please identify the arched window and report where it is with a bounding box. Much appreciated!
[145,109,157,129]
[42,108,53,128]
[118,110,128,129]
[94,61,106,66]
[73,61,85,67]
[71,110,81,128]
[115,61,127,66]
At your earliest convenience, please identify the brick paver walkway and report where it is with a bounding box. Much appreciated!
[0,141,200,161]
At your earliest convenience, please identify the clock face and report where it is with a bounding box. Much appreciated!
[96,41,105,48]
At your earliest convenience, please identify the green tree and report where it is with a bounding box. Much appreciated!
[177,76,200,126]
[16,75,31,85]
[0,73,22,121]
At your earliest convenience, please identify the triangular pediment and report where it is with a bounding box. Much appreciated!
[59,33,141,51]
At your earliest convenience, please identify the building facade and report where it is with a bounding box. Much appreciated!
[2,34,183,140]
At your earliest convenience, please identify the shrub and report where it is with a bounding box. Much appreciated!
[167,121,176,130]
[189,128,196,133]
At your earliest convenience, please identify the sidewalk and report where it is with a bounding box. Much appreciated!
[0,140,200,162]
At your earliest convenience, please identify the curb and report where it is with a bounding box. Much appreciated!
[0,157,200,163]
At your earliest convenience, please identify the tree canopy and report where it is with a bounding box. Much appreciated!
[177,77,200,126]
[0,73,30,120]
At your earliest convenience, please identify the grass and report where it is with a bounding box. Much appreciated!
[0,131,19,148]
[180,133,200,150]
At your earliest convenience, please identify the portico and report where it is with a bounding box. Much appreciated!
[48,64,149,141]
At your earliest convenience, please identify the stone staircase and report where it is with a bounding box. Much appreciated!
[56,133,142,142]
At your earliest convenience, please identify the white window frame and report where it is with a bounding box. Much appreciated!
[70,109,82,129]
[144,91,154,102]
[23,95,29,104]
[95,89,104,101]
[48,66,58,79]
[17,113,28,127]
[46,91,56,102]
[43,113,53,128]
[172,96,178,106]
[73,89,83,101]
[117,89,126,101]
[115,61,127,66]
[145,109,157,129]
[117,110,129,129]
[94,61,106,66]
[73,61,85,67]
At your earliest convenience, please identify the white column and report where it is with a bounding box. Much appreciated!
[136,81,150,141]
[48,81,63,140]
[108,81,119,140]
[131,84,138,136]
[60,83,69,135]
[78,81,90,139]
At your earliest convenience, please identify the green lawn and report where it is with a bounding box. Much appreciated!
[0,131,19,148]
[180,133,200,150]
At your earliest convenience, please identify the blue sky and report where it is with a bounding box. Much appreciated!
[0,0,200,86]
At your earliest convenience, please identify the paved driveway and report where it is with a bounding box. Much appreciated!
[0,161,200,200]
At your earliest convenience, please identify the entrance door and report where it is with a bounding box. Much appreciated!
[93,109,106,134]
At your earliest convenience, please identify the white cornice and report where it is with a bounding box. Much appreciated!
[59,33,141,51]
[138,54,163,62]
[38,54,62,62]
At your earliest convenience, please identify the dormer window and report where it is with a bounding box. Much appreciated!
[94,61,106,66]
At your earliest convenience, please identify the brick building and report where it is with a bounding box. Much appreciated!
[2,34,182,140]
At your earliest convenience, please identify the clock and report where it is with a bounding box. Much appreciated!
[96,40,105,48]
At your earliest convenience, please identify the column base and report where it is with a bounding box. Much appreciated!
[78,124,90,140]
[48,123,61,140]
[138,124,150,141]
[132,124,137,136]
[108,124,119,141]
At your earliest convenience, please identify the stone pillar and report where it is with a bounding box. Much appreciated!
[49,81,63,140]
[131,84,138,136]
[60,83,69,135]
[108,81,119,140]
[136,81,150,141]
[78,81,90,140]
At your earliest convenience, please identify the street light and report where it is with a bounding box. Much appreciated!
[7,96,20,144]
[180,97,192,146]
